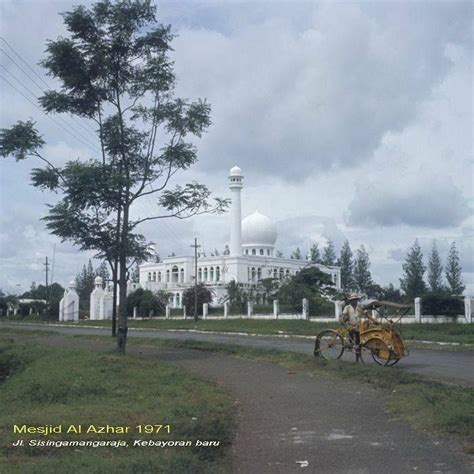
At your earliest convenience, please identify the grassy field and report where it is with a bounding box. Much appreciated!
[137,338,474,453]
[0,336,235,473]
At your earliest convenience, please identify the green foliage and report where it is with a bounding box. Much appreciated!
[422,296,464,317]
[337,240,354,291]
[321,239,336,266]
[290,247,303,260]
[353,245,373,294]
[182,283,213,316]
[428,241,444,293]
[0,120,45,160]
[445,242,465,295]
[127,288,168,317]
[309,243,321,263]
[276,267,335,313]
[225,280,250,314]
[400,239,427,299]
[21,282,65,318]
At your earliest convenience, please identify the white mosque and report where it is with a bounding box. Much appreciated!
[138,166,341,307]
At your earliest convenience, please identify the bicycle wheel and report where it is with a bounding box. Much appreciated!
[314,330,344,360]
[365,338,392,366]
[385,357,400,366]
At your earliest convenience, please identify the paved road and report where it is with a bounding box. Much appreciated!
[1,322,474,387]
[3,331,472,473]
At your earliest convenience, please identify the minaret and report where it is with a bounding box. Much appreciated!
[229,165,243,256]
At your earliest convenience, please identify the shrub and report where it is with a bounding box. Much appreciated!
[422,296,464,317]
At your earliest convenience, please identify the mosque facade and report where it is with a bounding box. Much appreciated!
[138,166,341,307]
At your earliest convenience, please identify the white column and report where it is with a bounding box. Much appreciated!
[224,302,229,319]
[165,304,170,319]
[133,306,137,319]
[302,298,309,319]
[465,297,472,323]
[414,297,422,323]
[247,301,253,318]
[229,166,243,256]
[273,299,279,319]
[203,303,208,319]
[335,301,344,321]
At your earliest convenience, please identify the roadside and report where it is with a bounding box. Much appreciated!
[3,331,472,474]
[2,322,474,387]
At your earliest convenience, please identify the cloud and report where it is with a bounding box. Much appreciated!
[348,175,470,228]
[171,2,472,180]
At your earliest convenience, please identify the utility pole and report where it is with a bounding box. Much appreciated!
[190,238,201,322]
[43,256,50,289]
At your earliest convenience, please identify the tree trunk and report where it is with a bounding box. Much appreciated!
[117,203,129,354]
[111,260,118,337]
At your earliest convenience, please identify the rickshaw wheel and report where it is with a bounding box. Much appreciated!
[314,330,344,360]
[385,357,400,366]
[365,338,393,366]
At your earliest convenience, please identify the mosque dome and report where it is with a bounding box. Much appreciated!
[242,211,277,247]
[229,165,243,177]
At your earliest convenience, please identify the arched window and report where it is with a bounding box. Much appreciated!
[198,268,202,282]
[267,249,271,256]
[204,267,208,281]
[257,268,262,280]
[273,268,278,279]
[158,271,162,282]
[285,269,290,278]
[166,269,170,282]
[251,267,256,282]
[245,249,249,255]
[259,249,264,255]
[176,293,181,307]
[148,272,152,281]
[172,265,179,282]
[180,268,185,283]
[252,249,256,255]
[279,268,284,279]
[152,271,156,282]
[210,267,214,281]
[216,266,221,281]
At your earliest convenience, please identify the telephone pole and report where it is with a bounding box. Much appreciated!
[43,256,50,289]
[190,238,201,322]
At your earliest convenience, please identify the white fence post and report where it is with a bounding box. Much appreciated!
[133,306,137,319]
[165,304,170,319]
[183,305,187,319]
[203,303,208,319]
[247,301,253,319]
[335,301,344,321]
[273,299,279,319]
[302,298,309,320]
[414,297,422,323]
[224,302,229,319]
[465,297,472,323]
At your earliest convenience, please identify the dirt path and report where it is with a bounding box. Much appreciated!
[4,332,472,474]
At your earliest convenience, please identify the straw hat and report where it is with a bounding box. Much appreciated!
[348,293,360,301]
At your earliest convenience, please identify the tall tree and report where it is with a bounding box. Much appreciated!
[75,260,96,308]
[309,243,321,263]
[353,245,373,294]
[337,240,354,291]
[1,1,228,353]
[445,242,465,295]
[321,239,337,266]
[291,247,303,260]
[400,239,426,299]
[427,241,443,293]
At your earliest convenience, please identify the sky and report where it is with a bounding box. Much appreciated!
[0,0,472,295]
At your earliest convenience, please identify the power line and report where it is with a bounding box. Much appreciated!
[0,64,100,150]
[0,37,97,135]
[0,74,100,156]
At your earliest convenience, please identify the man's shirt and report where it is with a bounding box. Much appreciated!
[341,304,364,325]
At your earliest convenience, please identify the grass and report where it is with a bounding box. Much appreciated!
[130,337,474,453]
[0,336,235,474]
[41,318,474,346]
